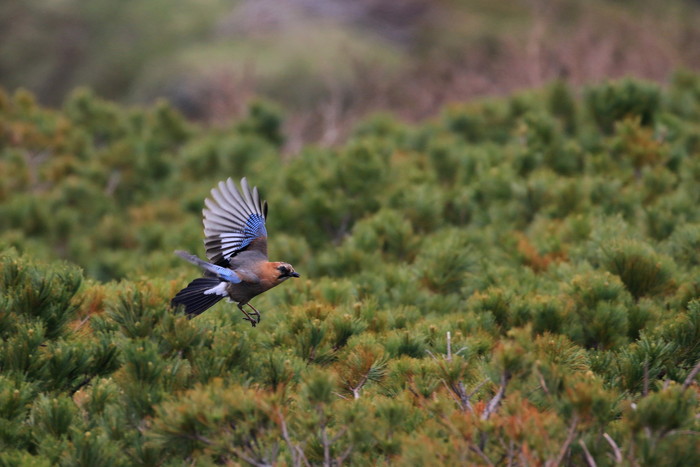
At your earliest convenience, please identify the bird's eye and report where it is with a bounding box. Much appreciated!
[278,265,289,274]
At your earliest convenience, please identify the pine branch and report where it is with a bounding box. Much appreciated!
[74,315,91,332]
[351,371,370,399]
[481,371,510,421]
[682,359,700,390]
[478,372,511,452]
[469,379,489,399]
[443,379,473,413]
[320,417,331,467]
[456,381,472,413]
[336,444,353,466]
[232,447,272,467]
[603,432,622,464]
[642,361,649,396]
[469,444,495,466]
[578,439,597,467]
[533,365,550,396]
[70,376,92,395]
[446,331,452,362]
[277,409,308,467]
[550,414,579,467]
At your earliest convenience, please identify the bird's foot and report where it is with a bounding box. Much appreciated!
[246,303,262,324]
[242,315,257,327]
[237,303,258,327]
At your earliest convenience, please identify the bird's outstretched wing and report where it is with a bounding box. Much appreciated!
[203,177,268,266]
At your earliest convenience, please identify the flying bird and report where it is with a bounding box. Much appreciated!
[171,177,299,326]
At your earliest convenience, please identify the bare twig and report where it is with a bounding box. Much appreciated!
[73,315,91,332]
[447,331,452,362]
[481,372,510,421]
[682,360,700,390]
[665,429,700,437]
[321,421,331,467]
[442,380,466,410]
[278,409,309,467]
[336,444,353,466]
[186,432,213,445]
[231,447,271,467]
[602,432,622,464]
[533,365,550,396]
[351,370,370,399]
[578,439,597,467]
[330,427,348,444]
[551,415,579,466]
[456,381,473,414]
[507,440,516,467]
[105,170,121,196]
[469,379,489,398]
[469,445,495,466]
[642,361,649,397]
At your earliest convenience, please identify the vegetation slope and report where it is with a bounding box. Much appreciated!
[1,74,700,465]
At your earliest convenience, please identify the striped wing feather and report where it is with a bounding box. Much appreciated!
[203,177,268,265]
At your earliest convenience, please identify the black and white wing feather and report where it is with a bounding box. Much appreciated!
[203,177,268,266]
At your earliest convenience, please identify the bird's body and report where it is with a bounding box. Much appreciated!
[171,178,299,326]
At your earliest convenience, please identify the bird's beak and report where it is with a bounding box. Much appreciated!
[291,272,300,278]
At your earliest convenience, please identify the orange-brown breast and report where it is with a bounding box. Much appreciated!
[222,262,286,305]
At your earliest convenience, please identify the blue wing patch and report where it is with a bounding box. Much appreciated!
[175,250,242,284]
[203,178,269,263]
[209,263,242,283]
[240,213,268,249]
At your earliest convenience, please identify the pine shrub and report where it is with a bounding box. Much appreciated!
[2,76,700,464]
[586,79,661,135]
[602,240,675,300]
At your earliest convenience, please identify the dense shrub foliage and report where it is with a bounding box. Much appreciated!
[2,75,700,465]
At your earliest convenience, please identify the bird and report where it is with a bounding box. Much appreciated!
[171,177,299,327]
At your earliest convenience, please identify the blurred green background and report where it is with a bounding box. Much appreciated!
[3,1,700,464]
[3,0,700,147]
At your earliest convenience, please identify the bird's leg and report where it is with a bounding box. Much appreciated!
[237,302,257,327]
[246,302,262,323]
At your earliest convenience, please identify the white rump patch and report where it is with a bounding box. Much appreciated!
[203,282,229,297]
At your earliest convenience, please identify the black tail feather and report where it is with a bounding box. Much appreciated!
[171,278,225,318]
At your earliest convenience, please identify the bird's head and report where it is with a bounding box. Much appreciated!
[272,262,300,283]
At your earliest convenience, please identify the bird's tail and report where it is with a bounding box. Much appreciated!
[171,278,225,318]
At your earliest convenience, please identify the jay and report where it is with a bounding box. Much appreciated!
[171,177,299,326]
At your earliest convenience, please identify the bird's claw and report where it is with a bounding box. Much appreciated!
[241,311,260,327]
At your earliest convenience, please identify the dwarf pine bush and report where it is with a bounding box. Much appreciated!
[2,76,700,464]
[585,79,661,135]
